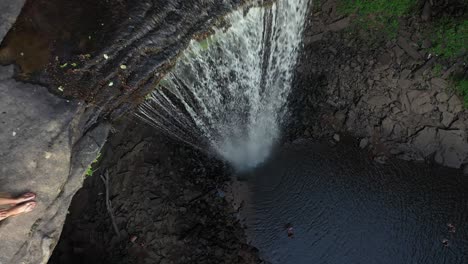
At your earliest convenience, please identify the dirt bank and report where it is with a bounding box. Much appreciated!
[290,0,468,171]
[49,119,261,264]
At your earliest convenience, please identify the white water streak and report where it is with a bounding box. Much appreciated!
[138,0,309,171]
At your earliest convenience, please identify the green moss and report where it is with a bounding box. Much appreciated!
[85,152,101,177]
[455,78,468,108]
[431,19,468,59]
[338,0,416,38]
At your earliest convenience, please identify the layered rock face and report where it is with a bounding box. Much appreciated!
[0,3,109,263]
[1,0,248,263]
[52,0,247,119]
[293,0,468,170]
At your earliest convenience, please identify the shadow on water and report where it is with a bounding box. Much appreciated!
[239,140,468,264]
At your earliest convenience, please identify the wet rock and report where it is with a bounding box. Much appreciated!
[0,64,110,263]
[435,130,468,168]
[411,127,438,158]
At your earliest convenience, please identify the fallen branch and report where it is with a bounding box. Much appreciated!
[100,170,120,238]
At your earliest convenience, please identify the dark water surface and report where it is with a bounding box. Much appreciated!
[240,140,468,264]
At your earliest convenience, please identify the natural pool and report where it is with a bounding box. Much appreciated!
[236,140,468,264]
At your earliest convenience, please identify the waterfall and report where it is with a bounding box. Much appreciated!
[138,0,310,171]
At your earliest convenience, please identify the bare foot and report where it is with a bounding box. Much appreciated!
[0,201,37,221]
[0,192,36,206]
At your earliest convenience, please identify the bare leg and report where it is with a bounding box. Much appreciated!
[0,192,36,206]
[0,201,37,221]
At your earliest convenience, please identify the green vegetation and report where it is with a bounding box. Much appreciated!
[431,19,468,59]
[313,0,322,12]
[338,0,416,38]
[432,64,443,77]
[455,78,468,108]
[85,152,101,177]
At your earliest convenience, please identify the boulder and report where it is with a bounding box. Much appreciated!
[411,127,438,158]
[441,112,455,127]
[421,1,432,22]
[435,129,468,168]
[397,79,413,90]
[397,36,422,60]
[381,117,395,137]
[435,92,449,102]
[447,95,463,114]
[367,95,392,107]
[430,78,448,90]
[407,90,434,114]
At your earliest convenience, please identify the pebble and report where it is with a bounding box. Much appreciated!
[333,134,340,142]
[359,138,369,149]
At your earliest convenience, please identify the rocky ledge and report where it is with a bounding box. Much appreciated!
[292,0,468,171]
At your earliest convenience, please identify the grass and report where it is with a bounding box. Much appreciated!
[338,0,416,38]
[431,19,468,59]
[454,78,468,108]
[85,152,101,177]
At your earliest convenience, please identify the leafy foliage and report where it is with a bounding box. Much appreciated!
[85,152,101,177]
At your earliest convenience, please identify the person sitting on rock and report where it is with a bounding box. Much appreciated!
[0,192,37,221]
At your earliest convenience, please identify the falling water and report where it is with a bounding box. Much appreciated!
[138,0,310,171]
